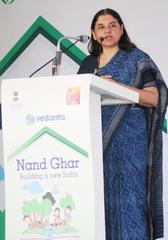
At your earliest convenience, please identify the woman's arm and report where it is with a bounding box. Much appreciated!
[130,86,158,107]
[102,75,159,107]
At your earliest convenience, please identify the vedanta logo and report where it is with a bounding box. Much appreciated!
[1,0,15,4]
[25,114,66,125]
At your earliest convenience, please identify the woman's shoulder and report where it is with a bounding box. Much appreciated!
[121,48,153,67]
[129,47,151,61]
[128,48,159,71]
[77,55,98,74]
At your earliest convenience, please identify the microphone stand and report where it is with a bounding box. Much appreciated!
[52,47,62,76]
[52,35,89,75]
[29,40,78,78]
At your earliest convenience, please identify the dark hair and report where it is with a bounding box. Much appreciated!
[88,8,136,56]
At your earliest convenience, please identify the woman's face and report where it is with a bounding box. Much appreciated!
[92,14,123,49]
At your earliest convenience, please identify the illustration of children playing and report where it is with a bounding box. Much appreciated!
[22,191,77,237]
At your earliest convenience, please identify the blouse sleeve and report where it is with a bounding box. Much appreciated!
[77,55,98,74]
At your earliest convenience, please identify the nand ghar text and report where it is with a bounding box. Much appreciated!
[16,157,80,171]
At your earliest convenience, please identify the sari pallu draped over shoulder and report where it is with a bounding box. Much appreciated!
[102,57,168,239]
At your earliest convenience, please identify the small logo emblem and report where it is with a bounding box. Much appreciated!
[25,114,35,125]
[66,87,80,105]
[13,91,19,102]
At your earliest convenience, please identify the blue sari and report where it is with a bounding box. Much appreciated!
[78,48,168,240]
[102,105,149,240]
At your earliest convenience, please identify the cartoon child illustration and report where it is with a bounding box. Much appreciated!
[63,206,72,225]
[51,207,62,226]
[23,215,33,229]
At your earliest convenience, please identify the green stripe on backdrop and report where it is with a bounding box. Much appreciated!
[0,16,86,75]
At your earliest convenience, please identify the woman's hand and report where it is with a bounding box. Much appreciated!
[101,75,113,80]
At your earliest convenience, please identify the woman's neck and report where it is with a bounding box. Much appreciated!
[102,45,119,58]
[99,46,119,68]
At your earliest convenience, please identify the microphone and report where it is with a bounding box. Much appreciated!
[99,37,105,42]
[57,35,90,51]
[52,35,90,76]
[72,35,90,43]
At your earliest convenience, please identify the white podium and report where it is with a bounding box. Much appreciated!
[1,74,139,240]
